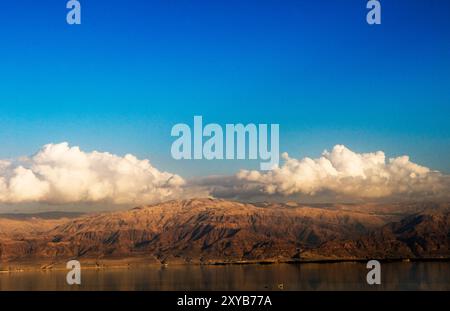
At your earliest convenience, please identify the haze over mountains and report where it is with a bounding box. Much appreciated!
[0,199,449,267]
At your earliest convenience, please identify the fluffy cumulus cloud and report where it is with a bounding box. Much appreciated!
[0,143,185,205]
[0,143,448,206]
[233,145,450,201]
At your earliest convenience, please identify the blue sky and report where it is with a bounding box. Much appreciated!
[0,0,449,177]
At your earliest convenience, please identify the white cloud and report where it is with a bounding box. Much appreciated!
[0,143,447,206]
[235,145,449,201]
[0,142,185,205]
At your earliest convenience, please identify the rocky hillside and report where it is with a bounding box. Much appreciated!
[0,199,448,264]
[305,209,450,260]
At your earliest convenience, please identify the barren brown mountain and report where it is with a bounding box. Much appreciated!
[0,199,448,266]
[306,208,450,260]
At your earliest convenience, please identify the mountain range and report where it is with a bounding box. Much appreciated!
[0,199,448,267]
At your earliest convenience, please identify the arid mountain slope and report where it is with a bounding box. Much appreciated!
[0,199,448,264]
[305,209,450,260]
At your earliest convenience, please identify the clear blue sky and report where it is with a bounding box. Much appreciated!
[0,0,449,176]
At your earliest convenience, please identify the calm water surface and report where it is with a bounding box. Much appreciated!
[0,262,449,291]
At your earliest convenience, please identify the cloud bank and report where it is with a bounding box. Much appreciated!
[0,143,185,205]
[232,145,449,201]
[0,143,448,207]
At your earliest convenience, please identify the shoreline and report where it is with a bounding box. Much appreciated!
[1,257,450,273]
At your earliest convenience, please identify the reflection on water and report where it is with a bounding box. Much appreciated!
[0,262,449,291]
